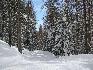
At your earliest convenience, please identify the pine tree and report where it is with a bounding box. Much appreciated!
[23,1,37,51]
[0,0,4,40]
[0,0,8,42]
[11,0,26,47]
[90,0,93,52]
[74,0,92,54]
[37,24,44,50]
[43,23,48,51]
[44,0,65,56]
[44,0,57,53]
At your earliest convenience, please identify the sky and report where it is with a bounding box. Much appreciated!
[32,0,46,30]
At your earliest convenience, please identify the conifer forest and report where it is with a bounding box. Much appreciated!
[0,0,93,56]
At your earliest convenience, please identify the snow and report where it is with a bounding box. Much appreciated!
[0,40,93,70]
[22,49,55,61]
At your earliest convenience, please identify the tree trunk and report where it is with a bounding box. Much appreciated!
[17,0,22,53]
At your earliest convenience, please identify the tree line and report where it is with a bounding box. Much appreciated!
[0,0,93,56]
[0,0,38,53]
[42,0,93,56]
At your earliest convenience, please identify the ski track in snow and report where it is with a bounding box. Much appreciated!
[0,40,93,70]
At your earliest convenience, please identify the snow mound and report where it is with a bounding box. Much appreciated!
[22,49,55,61]
[0,40,9,47]
[0,40,19,57]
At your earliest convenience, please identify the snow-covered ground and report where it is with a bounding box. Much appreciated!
[0,40,93,70]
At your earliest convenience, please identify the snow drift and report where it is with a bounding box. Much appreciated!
[0,40,18,57]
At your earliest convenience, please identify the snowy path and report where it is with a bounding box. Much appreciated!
[0,40,93,70]
[0,56,92,70]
